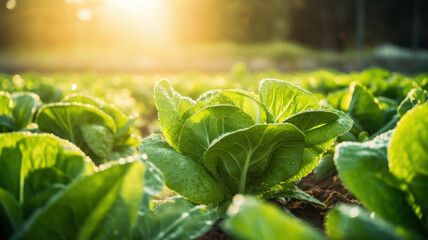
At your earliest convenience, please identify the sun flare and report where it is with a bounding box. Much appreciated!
[100,0,169,44]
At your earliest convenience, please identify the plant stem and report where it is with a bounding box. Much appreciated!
[238,153,252,194]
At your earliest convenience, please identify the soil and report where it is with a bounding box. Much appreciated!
[287,173,360,231]
[197,220,231,240]
[197,173,360,239]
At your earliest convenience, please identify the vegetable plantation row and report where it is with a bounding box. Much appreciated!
[0,67,427,239]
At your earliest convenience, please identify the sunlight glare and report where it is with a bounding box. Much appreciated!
[77,9,92,21]
[6,0,17,10]
[101,0,169,44]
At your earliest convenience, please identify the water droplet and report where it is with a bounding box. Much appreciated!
[349,207,359,218]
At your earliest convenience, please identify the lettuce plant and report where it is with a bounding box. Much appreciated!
[0,132,145,240]
[0,132,93,238]
[139,79,352,204]
[0,91,40,132]
[36,93,140,164]
[331,103,428,239]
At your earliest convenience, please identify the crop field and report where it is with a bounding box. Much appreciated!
[0,66,427,239]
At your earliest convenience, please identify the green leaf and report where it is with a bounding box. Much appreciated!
[284,109,353,145]
[11,92,40,130]
[258,79,319,123]
[139,134,224,204]
[283,109,352,182]
[326,89,350,111]
[0,133,93,204]
[203,123,305,195]
[347,82,384,134]
[314,153,335,180]
[178,105,254,163]
[184,89,273,124]
[0,114,16,132]
[370,114,400,139]
[22,184,66,218]
[25,168,70,198]
[81,124,114,159]
[223,195,326,240]
[181,89,235,119]
[389,103,428,228]
[15,161,145,240]
[0,92,39,132]
[36,103,116,161]
[154,80,195,149]
[397,88,428,117]
[326,204,415,240]
[114,116,136,141]
[62,93,131,139]
[132,197,214,240]
[220,90,274,124]
[295,139,335,183]
[335,132,421,230]
[0,187,22,239]
[259,183,325,207]
[139,156,164,213]
[109,145,137,161]
[181,89,274,125]
[0,91,13,115]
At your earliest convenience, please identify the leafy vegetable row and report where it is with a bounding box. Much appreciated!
[0,91,141,165]
[1,70,428,239]
[0,132,215,240]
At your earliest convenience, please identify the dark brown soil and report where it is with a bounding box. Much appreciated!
[197,173,360,239]
[286,173,360,230]
[197,220,231,240]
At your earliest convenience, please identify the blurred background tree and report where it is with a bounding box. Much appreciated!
[0,0,427,72]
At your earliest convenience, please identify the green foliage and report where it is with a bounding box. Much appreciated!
[141,79,352,204]
[153,80,195,150]
[133,197,214,240]
[132,156,215,240]
[179,105,255,163]
[313,153,335,180]
[2,68,428,239]
[326,204,410,240]
[0,91,40,132]
[347,82,384,134]
[0,188,23,238]
[258,183,324,207]
[397,87,428,117]
[36,94,140,165]
[15,161,144,240]
[259,79,319,123]
[139,134,224,204]
[222,195,326,240]
[0,133,94,205]
[334,103,428,238]
[389,103,428,230]
[0,132,151,240]
[204,123,305,193]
